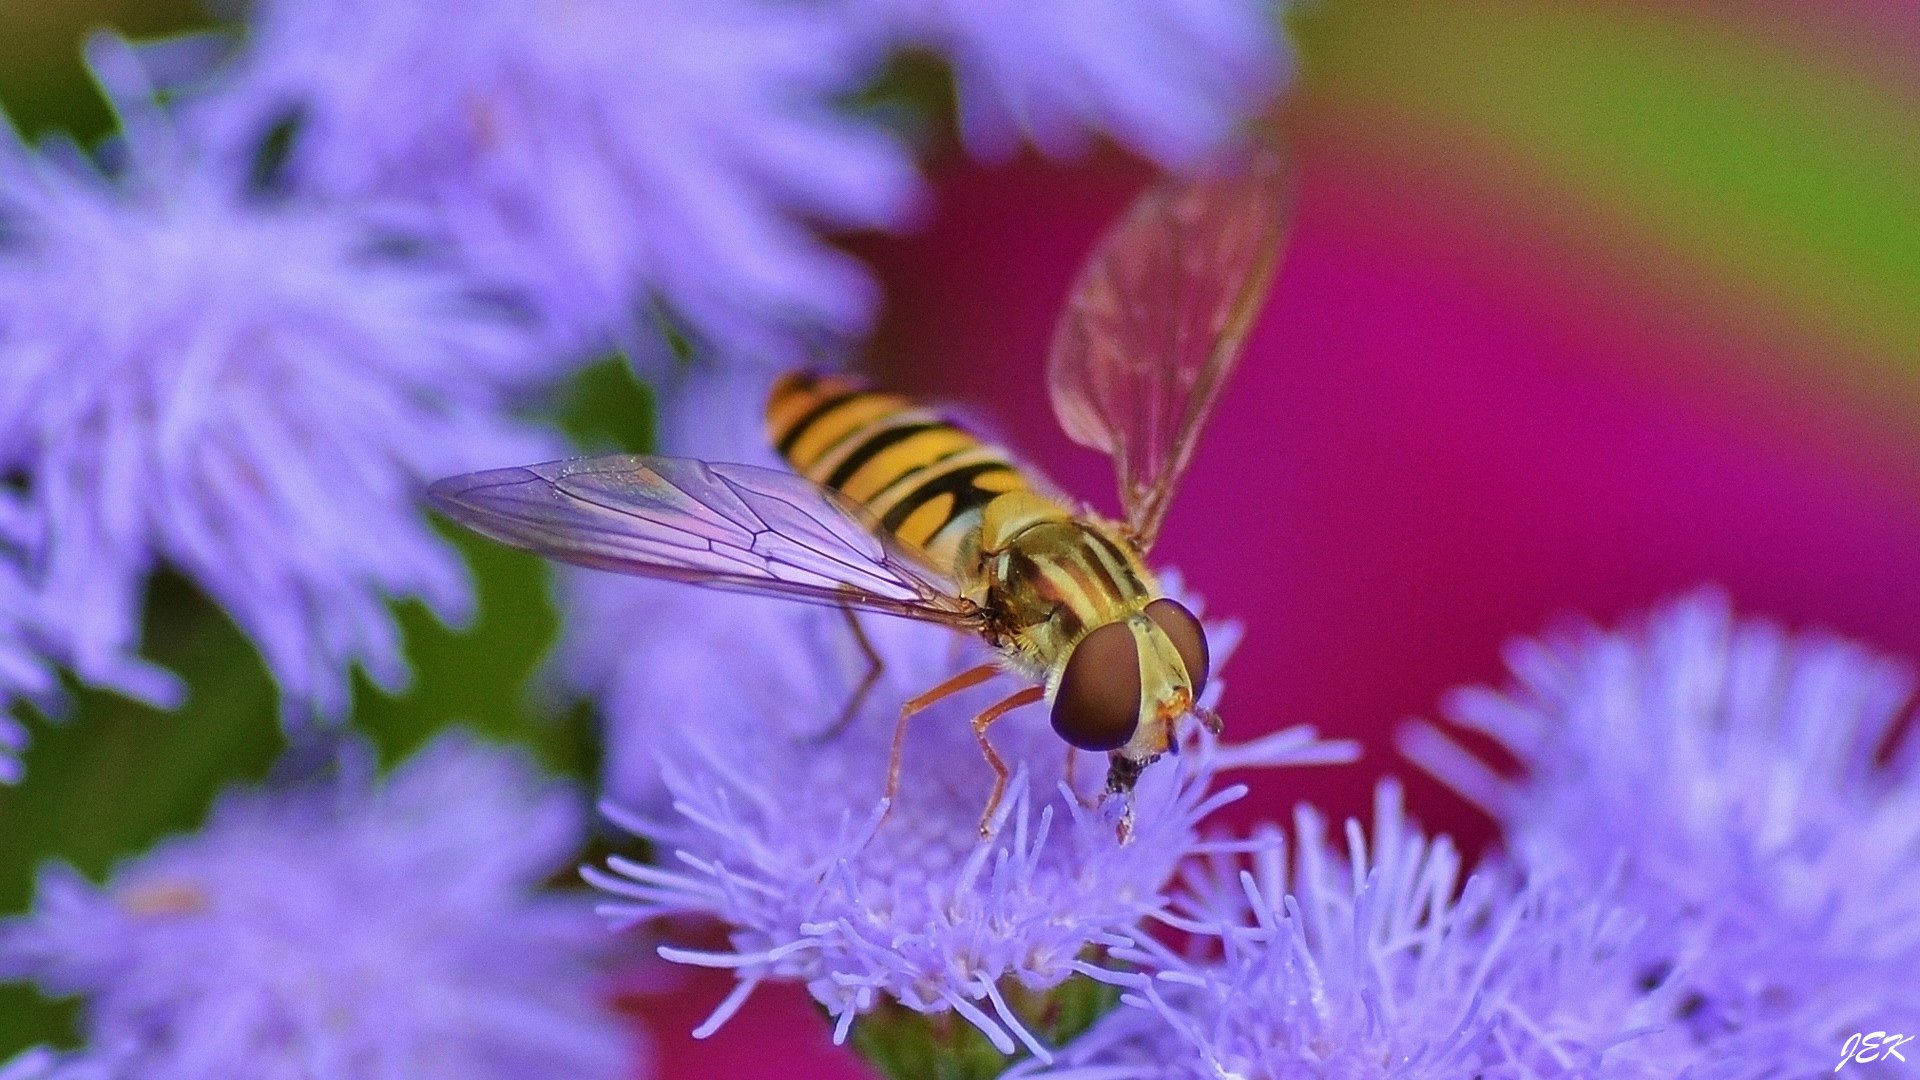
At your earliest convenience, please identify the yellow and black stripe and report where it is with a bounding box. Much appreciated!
[766,371,1029,570]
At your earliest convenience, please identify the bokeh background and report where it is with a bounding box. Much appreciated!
[5,1,1920,1077]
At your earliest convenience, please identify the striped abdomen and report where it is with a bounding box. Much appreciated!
[766,371,1029,572]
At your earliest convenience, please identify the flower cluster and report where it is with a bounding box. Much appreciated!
[0,732,636,1080]
[188,0,920,365]
[0,0,1292,774]
[555,359,1354,1062]
[845,0,1287,162]
[1020,782,1691,1079]
[0,39,558,726]
[0,0,1292,777]
[178,0,1287,365]
[1401,589,1920,1077]
[579,560,1354,1059]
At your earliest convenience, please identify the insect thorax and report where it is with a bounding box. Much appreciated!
[963,491,1158,675]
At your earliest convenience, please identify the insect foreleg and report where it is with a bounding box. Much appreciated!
[1063,747,1098,810]
[1104,754,1147,845]
[972,685,1046,838]
[885,662,1002,812]
[807,606,885,744]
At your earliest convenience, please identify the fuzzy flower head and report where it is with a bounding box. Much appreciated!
[583,576,1354,1061]
[0,732,636,1080]
[191,0,918,364]
[846,0,1287,162]
[0,506,63,784]
[1401,589,1920,1076]
[1026,782,1679,1080]
[562,365,1352,1058]
[0,40,557,721]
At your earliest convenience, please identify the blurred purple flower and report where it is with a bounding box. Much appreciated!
[0,1049,108,1080]
[844,0,1287,162]
[582,573,1354,1059]
[0,577,50,785]
[1401,589,1920,1077]
[556,363,798,813]
[190,0,920,365]
[1021,782,1679,1080]
[1,478,201,786]
[1,485,162,785]
[0,732,637,1080]
[0,537,60,785]
[0,40,558,723]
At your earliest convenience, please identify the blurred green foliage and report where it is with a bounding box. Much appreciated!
[0,0,215,141]
[1293,0,1920,418]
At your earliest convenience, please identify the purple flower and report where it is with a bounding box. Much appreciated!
[556,363,805,814]
[581,573,1353,1060]
[1024,782,1683,1080]
[563,368,1351,1059]
[0,527,59,785]
[0,565,51,785]
[844,0,1287,162]
[189,0,920,365]
[1401,589,1920,1077]
[0,1049,108,1080]
[0,732,638,1080]
[1,484,163,785]
[0,39,558,722]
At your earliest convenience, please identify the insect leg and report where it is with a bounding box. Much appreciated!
[972,685,1047,838]
[885,662,1002,810]
[807,606,885,744]
[1104,754,1147,845]
[1063,748,1096,809]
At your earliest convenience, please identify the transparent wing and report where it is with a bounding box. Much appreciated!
[1047,138,1290,551]
[428,455,984,628]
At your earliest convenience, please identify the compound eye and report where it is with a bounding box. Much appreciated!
[1051,622,1141,751]
[1145,598,1209,700]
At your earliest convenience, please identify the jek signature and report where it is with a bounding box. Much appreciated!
[1838,1031,1913,1071]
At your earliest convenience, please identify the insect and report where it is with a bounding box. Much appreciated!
[429,139,1289,840]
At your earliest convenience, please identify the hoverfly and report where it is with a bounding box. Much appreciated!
[429,139,1288,840]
